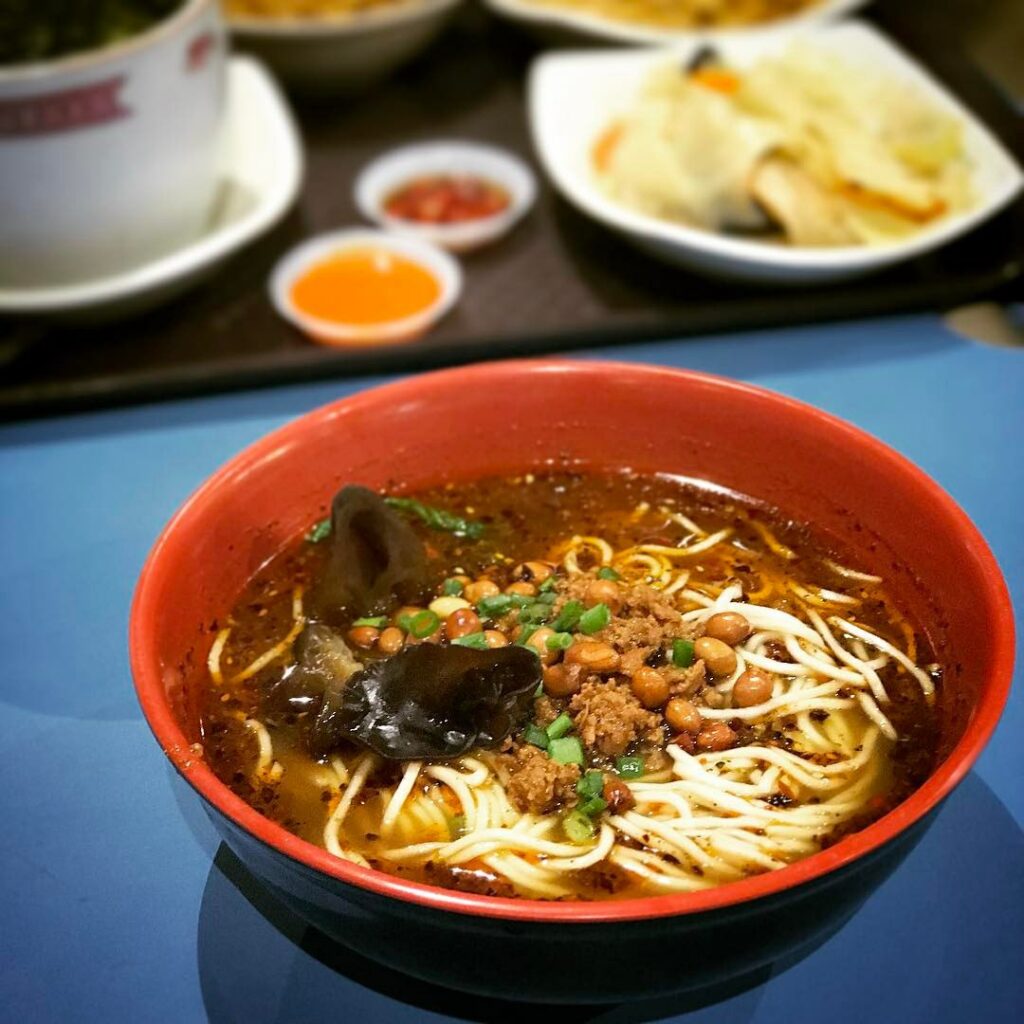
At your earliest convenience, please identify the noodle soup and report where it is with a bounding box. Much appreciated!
[199,473,939,901]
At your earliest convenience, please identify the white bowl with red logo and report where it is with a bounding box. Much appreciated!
[0,56,303,322]
[0,0,226,289]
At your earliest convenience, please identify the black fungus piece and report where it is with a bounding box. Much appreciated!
[311,485,427,622]
[644,647,668,668]
[315,643,542,760]
[685,45,720,73]
[262,624,362,738]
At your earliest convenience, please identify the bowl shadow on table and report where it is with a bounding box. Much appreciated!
[190,771,1023,1024]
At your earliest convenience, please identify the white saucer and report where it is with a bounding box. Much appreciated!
[0,57,303,322]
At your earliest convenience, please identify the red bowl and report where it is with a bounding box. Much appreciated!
[130,359,1014,1002]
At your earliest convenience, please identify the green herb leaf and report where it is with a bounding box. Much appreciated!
[597,566,620,581]
[352,616,387,628]
[384,497,484,539]
[546,713,573,740]
[523,723,550,750]
[552,600,584,633]
[452,632,489,649]
[615,756,645,779]
[672,638,695,668]
[563,808,596,844]
[577,795,607,818]
[578,602,611,635]
[548,736,584,766]
[442,577,464,596]
[305,517,332,543]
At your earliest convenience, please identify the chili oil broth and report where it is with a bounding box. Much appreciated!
[199,472,941,898]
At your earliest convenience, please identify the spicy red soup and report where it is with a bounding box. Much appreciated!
[199,472,940,901]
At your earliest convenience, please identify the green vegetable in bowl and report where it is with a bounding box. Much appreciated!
[0,0,184,65]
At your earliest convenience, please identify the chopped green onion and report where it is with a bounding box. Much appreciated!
[442,577,464,596]
[577,795,607,818]
[539,576,557,593]
[552,600,584,632]
[534,681,545,698]
[546,713,573,740]
[523,723,550,750]
[578,603,611,635]
[477,594,513,619]
[536,590,558,606]
[448,814,467,839]
[597,566,620,581]
[672,638,695,668]
[402,609,440,639]
[305,517,331,543]
[520,602,552,624]
[548,736,584,766]
[563,809,596,844]
[546,632,574,652]
[615,756,645,779]
[384,496,485,540]
[452,632,489,649]
[517,626,538,648]
[577,770,604,800]
[352,616,387,628]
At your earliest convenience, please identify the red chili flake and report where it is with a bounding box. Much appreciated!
[384,175,511,224]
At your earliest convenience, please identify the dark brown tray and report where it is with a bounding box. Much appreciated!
[1,2,1021,420]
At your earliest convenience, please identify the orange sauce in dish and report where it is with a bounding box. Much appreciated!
[289,247,442,326]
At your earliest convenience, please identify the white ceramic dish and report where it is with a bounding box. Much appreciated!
[269,228,462,345]
[484,0,864,46]
[228,0,461,96]
[354,141,537,251]
[0,57,303,322]
[529,21,1024,283]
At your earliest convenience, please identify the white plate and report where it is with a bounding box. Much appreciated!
[485,0,865,46]
[0,56,303,321]
[354,141,537,251]
[529,21,1024,283]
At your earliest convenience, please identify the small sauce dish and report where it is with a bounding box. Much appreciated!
[269,228,461,346]
[354,141,537,252]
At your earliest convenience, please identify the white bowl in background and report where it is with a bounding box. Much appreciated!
[227,0,462,96]
[484,0,865,46]
[528,21,1024,284]
[0,0,225,289]
[269,228,462,345]
[0,57,303,322]
[354,141,537,251]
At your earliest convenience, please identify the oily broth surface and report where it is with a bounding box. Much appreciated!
[199,472,940,899]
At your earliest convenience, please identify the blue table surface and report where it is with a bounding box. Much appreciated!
[1,314,1021,1023]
